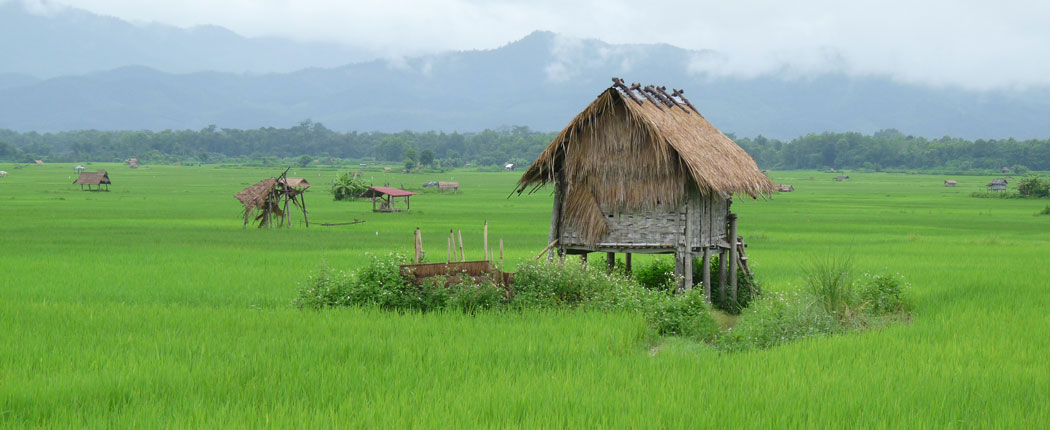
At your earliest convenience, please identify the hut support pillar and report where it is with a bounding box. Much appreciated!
[580,253,587,265]
[606,252,615,272]
[728,214,739,302]
[718,248,728,301]
[625,253,632,276]
[701,247,711,303]
[548,178,563,262]
[676,248,693,292]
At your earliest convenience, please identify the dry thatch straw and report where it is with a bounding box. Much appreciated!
[516,80,772,244]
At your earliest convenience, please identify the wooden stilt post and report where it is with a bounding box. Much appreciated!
[548,177,563,262]
[457,229,465,262]
[301,192,309,227]
[483,220,489,261]
[718,248,728,301]
[625,253,632,276]
[683,249,694,291]
[414,227,423,264]
[449,230,456,262]
[606,252,615,272]
[447,236,452,263]
[702,247,712,303]
[499,238,504,268]
[728,214,739,303]
[580,253,588,265]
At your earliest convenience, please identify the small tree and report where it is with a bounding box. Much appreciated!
[420,149,434,167]
[297,155,313,167]
[331,171,367,201]
[404,158,417,171]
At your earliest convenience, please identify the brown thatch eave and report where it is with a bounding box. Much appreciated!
[516,87,772,199]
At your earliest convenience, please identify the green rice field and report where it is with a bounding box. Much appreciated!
[2,163,1048,427]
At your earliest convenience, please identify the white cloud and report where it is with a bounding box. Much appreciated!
[14,0,1050,90]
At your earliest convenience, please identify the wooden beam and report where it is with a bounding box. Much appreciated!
[702,248,711,303]
[729,214,739,303]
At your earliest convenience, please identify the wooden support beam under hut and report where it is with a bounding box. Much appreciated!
[514,77,773,301]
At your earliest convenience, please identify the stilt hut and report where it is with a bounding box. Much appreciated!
[74,171,111,191]
[234,169,309,228]
[515,78,772,296]
[361,187,414,212]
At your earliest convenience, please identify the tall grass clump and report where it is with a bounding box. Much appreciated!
[801,255,857,319]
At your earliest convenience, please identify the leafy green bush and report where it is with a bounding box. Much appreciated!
[511,260,637,309]
[633,258,676,292]
[331,171,368,201]
[1017,175,1050,198]
[721,291,839,351]
[859,273,908,316]
[646,289,719,340]
[293,264,353,310]
[1040,205,1050,216]
[447,280,504,314]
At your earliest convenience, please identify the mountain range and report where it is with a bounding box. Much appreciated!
[3,2,1050,139]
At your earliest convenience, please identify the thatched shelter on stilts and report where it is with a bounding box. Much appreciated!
[235,169,310,228]
[515,77,772,300]
[73,171,111,191]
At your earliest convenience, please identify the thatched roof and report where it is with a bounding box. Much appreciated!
[515,78,771,243]
[517,79,771,199]
[281,177,311,189]
[235,178,279,211]
[73,171,110,185]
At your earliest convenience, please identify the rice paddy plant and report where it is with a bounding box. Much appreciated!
[2,164,1049,427]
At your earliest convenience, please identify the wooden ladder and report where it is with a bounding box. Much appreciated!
[735,236,753,279]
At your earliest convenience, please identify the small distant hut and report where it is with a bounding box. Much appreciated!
[776,184,794,192]
[73,171,111,191]
[505,163,516,171]
[515,77,772,296]
[1001,167,1012,174]
[987,179,1008,191]
[34,160,43,165]
[126,158,139,169]
[438,181,459,193]
[361,186,414,212]
[281,177,311,190]
[234,169,309,228]
[944,180,957,187]
[74,165,86,174]
[834,175,850,181]
[0,170,8,178]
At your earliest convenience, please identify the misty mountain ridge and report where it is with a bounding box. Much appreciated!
[0,1,373,77]
[3,2,1050,139]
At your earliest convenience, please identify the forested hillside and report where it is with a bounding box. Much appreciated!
[2,123,1047,172]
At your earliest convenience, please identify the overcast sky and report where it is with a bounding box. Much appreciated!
[16,0,1050,90]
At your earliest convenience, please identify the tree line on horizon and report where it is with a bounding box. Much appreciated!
[1,121,1048,172]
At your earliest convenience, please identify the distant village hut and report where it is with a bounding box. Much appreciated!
[987,178,1008,191]
[74,165,86,174]
[944,180,957,187]
[73,171,111,191]
[0,170,8,178]
[126,158,139,169]
[234,169,309,228]
[34,160,44,165]
[1001,167,1012,174]
[505,163,516,171]
[361,187,415,212]
[834,175,850,181]
[515,78,772,296]
[776,184,795,192]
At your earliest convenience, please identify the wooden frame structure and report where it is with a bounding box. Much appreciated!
[516,78,772,299]
[361,186,414,212]
[73,171,111,191]
[234,169,310,228]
